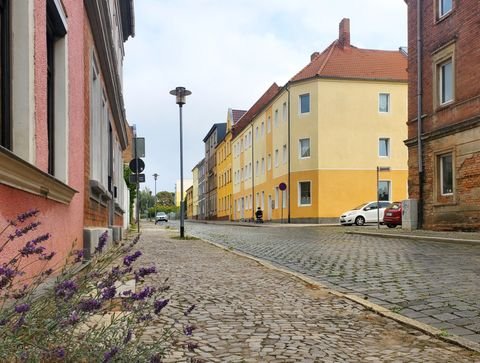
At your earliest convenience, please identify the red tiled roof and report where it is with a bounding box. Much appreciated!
[231,109,247,124]
[232,83,282,137]
[290,41,408,83]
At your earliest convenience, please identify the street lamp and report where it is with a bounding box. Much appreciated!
[376,166,391,229]
[153,173,158,222]
[170,87,191,238]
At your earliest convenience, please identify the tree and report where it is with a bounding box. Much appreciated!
[156,191,175,207]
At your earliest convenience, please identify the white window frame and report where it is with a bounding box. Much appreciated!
[275,187,279,209]
[274,149,279,167]
[298,181,312,206]
[379,93,390,113]
[274,109,279,127]
[379,138,390,158]
[377,180,391,202]
[282,145,287,164]
[438,0,453,19]
[439,153,454,196]
[282,102,287,122]
[439,58,453,105]
[433,43,455,109]
[267,116,271,133]
[299,138,311,159]
[299,93,310,114]
[267,154,271,170]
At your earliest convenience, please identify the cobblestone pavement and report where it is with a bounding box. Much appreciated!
[173,221,480,345]
[138,225,479,362]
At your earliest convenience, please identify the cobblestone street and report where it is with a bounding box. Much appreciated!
[139,225,479,362]
[177,221,480,345]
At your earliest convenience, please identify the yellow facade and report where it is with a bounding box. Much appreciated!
[216,111,235,220]
[232,77,408,222]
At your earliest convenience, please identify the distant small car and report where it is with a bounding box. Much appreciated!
[339,201,391,226]
[383,202,402,228]
[155,212,168,223]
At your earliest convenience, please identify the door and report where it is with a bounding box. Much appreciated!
[268,195,272,221]
[364,202,379,222]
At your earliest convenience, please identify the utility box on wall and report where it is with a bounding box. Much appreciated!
[402,199,418,230]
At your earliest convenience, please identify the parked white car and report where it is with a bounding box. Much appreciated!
[339,201,391,226]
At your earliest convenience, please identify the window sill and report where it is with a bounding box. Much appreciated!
[0,146,77,204]
[90,179,112,203]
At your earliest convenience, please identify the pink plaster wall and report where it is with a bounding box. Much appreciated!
[0,1,86,279]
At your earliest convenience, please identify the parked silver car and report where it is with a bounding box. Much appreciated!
[155,212,168,223]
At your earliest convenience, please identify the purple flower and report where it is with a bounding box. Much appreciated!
[186,342,199,352]
[15,209,40,223]
[73,249,84,263]
[30,233,51,245]
[184,304,196,316]
[0,265,18,289]
[51,347,66,358]
[78,298,102,312]
[130,287,155,301]
[95,231,109,254]
[19,241,45,257]
[122,290,132,296]
[14,303,30,314]
[12,285,28,299]
[183,324,195,336]
[134,266,156,281]
[8,221,41,240]
[103,347,118,363]
[123,251,142,267]
[101,286,117,300]
[153,299,169,314]
[39,252,55,261]
[55,280,78,301]
[65,311,80,326]
[150,354,162,363]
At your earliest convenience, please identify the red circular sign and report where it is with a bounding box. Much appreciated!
[279,182,287,191]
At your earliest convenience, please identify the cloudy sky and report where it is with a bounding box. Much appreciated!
[123,0,407,193]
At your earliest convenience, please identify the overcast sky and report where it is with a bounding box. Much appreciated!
[123,0,407,193]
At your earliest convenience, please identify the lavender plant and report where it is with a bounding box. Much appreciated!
[0,210,188,362]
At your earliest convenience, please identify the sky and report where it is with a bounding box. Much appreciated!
[123,0,408,193]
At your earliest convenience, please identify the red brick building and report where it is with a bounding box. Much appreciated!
[405,0,480,230]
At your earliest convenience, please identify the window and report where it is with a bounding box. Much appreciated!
[267,116,271,133]
[47,0,68,178]
[299,181,311,205]
[267,154,271,170]
[282,145,287,164]
[433,43,455,108]
[379,93,390,113]
[299,138,310,158]
[379,138,390,157]
[256,126,259,138]
[256,160,259,176]
[274,109,279,127]
[261,158,265,174]
[282,190,287,208]
[438,0,452,18]
[261,122,264,136]
[274,149,279,167]
[439,153,453,195]
[0,0,10,149]
[275,187,279,209]
[378,181,390,201]
[299,93,310,114]
[439,59,453,105]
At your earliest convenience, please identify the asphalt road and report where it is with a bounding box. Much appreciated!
[173,221,480,345]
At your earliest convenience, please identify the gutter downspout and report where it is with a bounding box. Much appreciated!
[251,124,255,221]
[286,84,291,223]
[416,0,424,228]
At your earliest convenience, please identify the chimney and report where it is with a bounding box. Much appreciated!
[338,18,350,48]
[310,52,320,61]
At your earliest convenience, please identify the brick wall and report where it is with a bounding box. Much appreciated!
[407,0,480,231]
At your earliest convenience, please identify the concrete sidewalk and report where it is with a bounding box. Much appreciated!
[138,226,479,362]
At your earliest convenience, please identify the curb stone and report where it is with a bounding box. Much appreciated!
[346,231,480,245]
[178,228,480,354]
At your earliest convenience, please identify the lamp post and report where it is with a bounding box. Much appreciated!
[153,173,158,222]
[376,166,391,229]
[170,87,191,238]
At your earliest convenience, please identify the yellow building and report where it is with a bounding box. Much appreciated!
[216,109,246,220]
[232,18,408,223]
[186,185,193,219]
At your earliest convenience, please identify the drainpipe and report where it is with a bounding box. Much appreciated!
[251,124,255,221]
[286,84,291,223]
[416,0,424,228]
